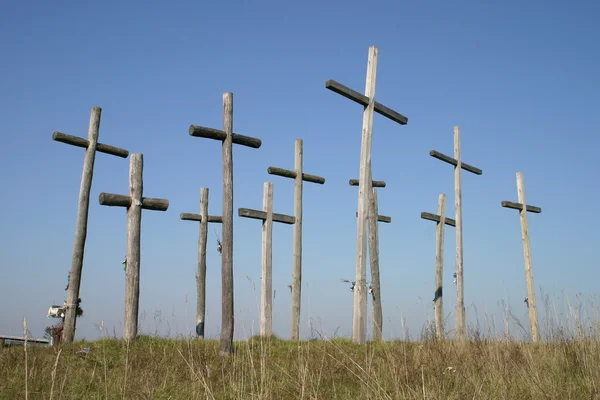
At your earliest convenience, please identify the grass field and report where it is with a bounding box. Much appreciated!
[2,325,600,399]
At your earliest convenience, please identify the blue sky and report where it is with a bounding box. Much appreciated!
[1,0,598,341]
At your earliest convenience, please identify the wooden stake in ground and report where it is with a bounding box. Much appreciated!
[98,153,169,341]
[501,172,542,343]
[326,46,408,344]
[238,183,295,337]
[180,188,223,339]
[267,139,325,340]
[429,126,482,340]
[350,180,390,341]
[52,106,129,343]
[188,93,262,354]
[421,194,456,340]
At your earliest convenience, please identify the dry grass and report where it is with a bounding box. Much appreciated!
[2,330,600,399]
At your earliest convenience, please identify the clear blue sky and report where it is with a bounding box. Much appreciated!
[1,0,598,341]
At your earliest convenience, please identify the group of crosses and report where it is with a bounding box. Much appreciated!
[51,45,542,354]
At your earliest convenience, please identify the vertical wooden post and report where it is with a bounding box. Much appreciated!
[434,194,447,340]
[267,139,325,340]
[453,127,466,340]
[188,93,262,354]
[368,188,382,341]
[429,126,483,340]
[326,45,408,343]
[197,188,209,339]
[98,153,169,341]
[53,106,129,343]
[502,172,542,343]
[261,182,274,336]
[421,204,456,340]
[180,191,223,339]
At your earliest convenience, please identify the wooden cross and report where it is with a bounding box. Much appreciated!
[188,92,262,355]
[326,45,408,344]
[180,188,223,339]
[266,139,325,340]
[429,126,482,340]
[501,172,542,343]
[238,182,295,337]
[52,106,129,343]
[421,194,457,340]
[98,153,169,341]
[351,178,390,342]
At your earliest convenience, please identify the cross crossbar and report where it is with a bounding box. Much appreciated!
[99,193,169,211]
[189,125,262,148]
[354,212,391,223]
[180,213,223,223]
[421,212,456,227]
[349,179,386,188]
[238,208,295,224]
[429,150,482,175]
[325,80,408,125]
[501,201,542,214]
[267,166,325,184]
[52,131,129,158]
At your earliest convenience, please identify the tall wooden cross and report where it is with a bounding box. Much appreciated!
[350,179,390,341]
[326,45,408,344]
[266,139,325,340]
[501,172,542,343]
[180,188,223,339]
[52,106,129,343]
[238,182,295,337]
[188,92,262,354]
[98,153,169,341]
[421,194,456,340]
[429,126,482,340]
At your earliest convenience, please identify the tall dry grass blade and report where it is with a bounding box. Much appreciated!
[23,317,28,400]
[49,349,62,400]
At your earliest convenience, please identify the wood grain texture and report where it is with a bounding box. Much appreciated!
[355,212,391,223]
[501,201,542,214]
[52,131,129,158]
[349,179,386,188]
[369,188,383,341]
[62,106,102,343]
[189,125,262,149]
[260,182,274,337]
[220,93,234,355]
[291,139,303,340]
[238,208,295,224]
[124,154,143,341]
[352,46,378,344]
[267,166,325,185]
[99,193,169,211]
[434,194,447,340]
[517,172,540,343]
[196,188,209,339]
[429,150,482,175]
[180,213,223,223]
[325,80,408,125]
[454,126,466,340]
[420,212,456,227]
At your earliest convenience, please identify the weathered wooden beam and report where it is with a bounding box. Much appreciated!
[99,193,169,211]
[52,131,129,158]
[180,213,224,223]
[267,166,325,185]
[429,150,482,175]
[238,208,295,225]
[434,194,447,340]
[355,211,391,223]
[421,212,456,227]
[501,201,542,214]
[325,80,408,125]
[349,179,386,188]
[188,125,262,149]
